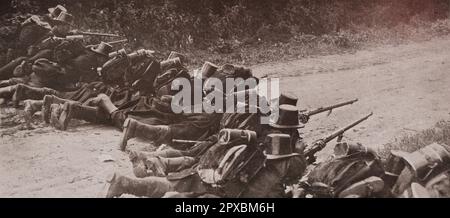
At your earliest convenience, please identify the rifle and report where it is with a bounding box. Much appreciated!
[40,35,84,44]
[302,98,358,117]
[297,98,358,124]
[127,49,155,59]
[31,35,85,55]
[108,48,155,61]
[73,30,120,37]
[304,112,373,164]
[108,48,128,58]
[86,39,128,48]
[172,139,207,145]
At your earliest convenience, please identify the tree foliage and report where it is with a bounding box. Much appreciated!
[2,0,449,51]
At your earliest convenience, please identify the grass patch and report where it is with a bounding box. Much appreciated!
[379,120,450,160]
[169,18,450,70]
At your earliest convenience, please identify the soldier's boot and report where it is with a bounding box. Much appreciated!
[0,85,16,99]
[95,93,118,115]
[23,100,43,124]
[42,95,72,124]
[105,173,172,198]
[12,84,57,107]
[49,103,64,130]
[119,118,171,151]
[57,101,105,130]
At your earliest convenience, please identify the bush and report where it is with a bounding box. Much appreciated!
[2,0,449,51]
[1,0,450,67]
[379,121,450,160]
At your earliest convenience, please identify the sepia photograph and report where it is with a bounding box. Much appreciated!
[0,0,450,206]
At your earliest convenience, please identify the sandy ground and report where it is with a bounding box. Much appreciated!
[1,36,450,197]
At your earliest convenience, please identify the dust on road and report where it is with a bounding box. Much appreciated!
[2,36,450,197]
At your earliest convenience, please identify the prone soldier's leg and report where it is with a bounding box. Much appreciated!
[48,93,117,130]
[42,95,75,123]
[119,118,171,151]
[23,99,44,124]
[52,102,109,130]
[0,77,28,88]
[12,83,58,107]
[132,155,196,178]
[130,149,183,178]
[129,149,185,162]
[105,173,175,198]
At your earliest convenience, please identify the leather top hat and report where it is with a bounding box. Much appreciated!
[160,57,182,70]
[197,61,218,79]
[167,51,187,64]
[91,42,113,57]
[48,5,67,19]
[270,104,305,129]
[278,92,298,106]
[393,143,450,181]
[264,133,300,160]
[51,11,74,26]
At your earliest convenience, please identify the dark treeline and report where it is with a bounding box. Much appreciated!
[1,0,449,50]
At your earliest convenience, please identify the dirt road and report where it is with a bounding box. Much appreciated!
[2,36,450,197]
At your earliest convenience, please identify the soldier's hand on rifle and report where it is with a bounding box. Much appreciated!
[313,139,326,149]
[298,113,309,124]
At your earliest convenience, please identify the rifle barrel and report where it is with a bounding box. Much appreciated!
[107,39,128,45]
[86,39,128,49]
[304,112,373,163]
[66,35,84,40]
[305,98,358,117]
[323,112,373,144]
[79,31,120,37]
[172,139,205,144]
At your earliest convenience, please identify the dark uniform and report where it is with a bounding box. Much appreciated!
[106,132,306,198]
